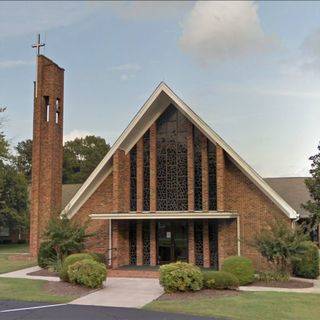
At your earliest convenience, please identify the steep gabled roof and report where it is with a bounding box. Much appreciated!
[62,82,298,220]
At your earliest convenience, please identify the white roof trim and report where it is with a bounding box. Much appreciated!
[62,82,298,220]
[90,211,238,220]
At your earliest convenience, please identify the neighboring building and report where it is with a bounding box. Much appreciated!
[30,54,309,271]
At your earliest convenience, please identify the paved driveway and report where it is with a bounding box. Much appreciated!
[71,277,164,308]
[0,301,217,320]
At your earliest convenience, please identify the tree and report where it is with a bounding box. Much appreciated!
[14,139,33,181]
[303,142,320,232]
[63,135,110,184]
[0,107,9,163]
[253,221,308,275]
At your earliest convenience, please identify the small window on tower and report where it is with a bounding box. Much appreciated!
[55,98,60,124]
[44,96,50,122]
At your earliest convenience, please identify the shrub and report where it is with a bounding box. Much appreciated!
[221,256,254,285]
[256,271,289,282]
[89,252,105,264]
[59,253,95,282]
[252,221,308,274]
[38,241,56,268]
[293,241,320,279]
[68,259,107,289]
[159,262,203,293]
[203,271,239,290]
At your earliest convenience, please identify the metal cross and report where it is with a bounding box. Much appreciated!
[32,34,45,56]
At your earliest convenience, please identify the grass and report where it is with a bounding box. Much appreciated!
[0,244,36,274]
[0,243,29,254]
[0,278,76,303]
[145,292,320,320]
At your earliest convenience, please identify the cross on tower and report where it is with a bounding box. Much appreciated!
[32,34,45,56]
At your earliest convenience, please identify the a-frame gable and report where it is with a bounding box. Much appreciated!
[62,82,298,220]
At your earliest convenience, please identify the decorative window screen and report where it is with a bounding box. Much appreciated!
[156,104,188,211]
[208,140,217,210]
[194,220,204,266]
[143,131,150,211]
[130,146,137,211]
[142,221,151,265]
[129,221,137,265]
[209,220,218,269]
[194,127,202,211]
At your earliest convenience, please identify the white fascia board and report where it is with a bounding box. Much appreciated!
[62,82,298,220]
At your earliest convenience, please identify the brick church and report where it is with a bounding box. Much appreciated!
[29,54,299,271]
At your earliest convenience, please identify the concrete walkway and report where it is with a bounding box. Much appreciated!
[240,277,320,294]
[0,266,60,282]
[71,277,164,308]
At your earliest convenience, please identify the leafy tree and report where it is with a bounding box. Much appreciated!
[303,142,320,232]
[15,135,110,184]
[0,107,9,163]
[41,215,92,266]
[14,139,32,181]
[253,221,308,275]
[63,135,110,184]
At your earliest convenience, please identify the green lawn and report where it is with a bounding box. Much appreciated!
[0,243,29,254]
[0,278,76,303]
[145,292,320,320]
[0,244,36,274]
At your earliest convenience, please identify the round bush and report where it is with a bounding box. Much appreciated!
[59,253,95,282]
[89,252,105,264]
[203,271,239,289]
[159,262,203,293]
[38,241,56,268]
[221,256,254,285]
[68,259,107,289]
[293,241,319,279]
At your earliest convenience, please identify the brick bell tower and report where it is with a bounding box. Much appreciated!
[29,35,64,256]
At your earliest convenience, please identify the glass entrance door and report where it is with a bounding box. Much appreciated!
[157,221,188,264]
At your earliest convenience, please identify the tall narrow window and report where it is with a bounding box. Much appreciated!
[194,220,204,266]
[55,98,60,124]
[194,127,202,211]
[142,221,150,265]
[143,130,150,211]
[129,221,137,265]
[209,220,218,269]
[44,96,50,122]
[130,146,137,211]
[208,140,217,210]
[156,105,188,211]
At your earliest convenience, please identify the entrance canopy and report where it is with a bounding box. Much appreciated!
[90,211,238,220]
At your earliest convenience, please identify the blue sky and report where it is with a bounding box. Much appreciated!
[1,1,320,177]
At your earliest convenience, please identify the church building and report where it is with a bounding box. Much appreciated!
[29,54,299,271]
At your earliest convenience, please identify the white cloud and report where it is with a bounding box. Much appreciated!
[179,1,276,65]
[110,63,141,81]
[300,28,320,72]
[0,60,33,69]
[63,130,92,143]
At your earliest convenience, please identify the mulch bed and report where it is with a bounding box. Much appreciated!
[27,269,59,277]
[157,289,241,301]
[248,280,313,288]
[43,281,94,297]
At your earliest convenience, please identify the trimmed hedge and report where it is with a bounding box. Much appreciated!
[203,271,239,289]
[59,253,95,282]
[159,262,203,293]
[68,259,107,289]
[293,241,319,279]
[221,256,254,285]
[38,241,56,268]
[89,252,105,264]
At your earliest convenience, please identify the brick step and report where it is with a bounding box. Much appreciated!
[108,269,159,278]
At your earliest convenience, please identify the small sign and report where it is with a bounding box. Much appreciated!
[166,231,171,239]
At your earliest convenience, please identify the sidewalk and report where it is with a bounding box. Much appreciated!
[0,266,60,282]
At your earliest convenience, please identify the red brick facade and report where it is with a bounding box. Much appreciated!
[31,63,292,270]
[30,55,64,256]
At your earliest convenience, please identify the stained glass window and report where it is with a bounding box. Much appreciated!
[208,140,217,210]
[194,127,202,211]
[143,131,150,211]
[209,220,218,269]
[156,105,188,211]
[194,220,204,266]
[130,146,137,211]
[142,221,150,265]
[129,221,137,265]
